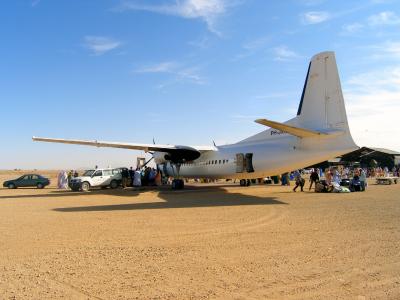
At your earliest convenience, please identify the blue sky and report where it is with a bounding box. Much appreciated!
[1,0,400,169]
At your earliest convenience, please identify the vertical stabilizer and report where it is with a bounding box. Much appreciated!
[296,51,349,132]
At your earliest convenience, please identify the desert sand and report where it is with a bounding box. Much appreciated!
[0,170,399,299]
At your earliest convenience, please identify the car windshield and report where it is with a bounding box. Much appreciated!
[82,170,95,176]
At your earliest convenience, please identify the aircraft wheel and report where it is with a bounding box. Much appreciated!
[172,179,184,190]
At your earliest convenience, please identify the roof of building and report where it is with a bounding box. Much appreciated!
[369,147,400,156]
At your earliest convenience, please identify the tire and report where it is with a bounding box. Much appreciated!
[172,179,184,190]
[110,180,118,189]
[8,183,16,189]
[37,183,44,189]
[81,181,90,192]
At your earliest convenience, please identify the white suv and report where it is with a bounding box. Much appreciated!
[70,168,125,191]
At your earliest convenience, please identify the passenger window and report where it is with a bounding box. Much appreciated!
[31,175,38,180]
[93,170,102,176]
[103,170,112,176]
[23,175,30,180]
[219,160,221,164]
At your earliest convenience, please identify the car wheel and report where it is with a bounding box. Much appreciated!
[37,183,44,189]
[110,180,118,189]
[8,183,16,189]
[81,182,90,192]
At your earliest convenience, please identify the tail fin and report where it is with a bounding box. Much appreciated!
[296,51,349,132]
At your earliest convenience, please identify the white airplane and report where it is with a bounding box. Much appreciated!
[33,51,358,189]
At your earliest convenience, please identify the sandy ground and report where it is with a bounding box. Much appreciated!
[0,171,400,299]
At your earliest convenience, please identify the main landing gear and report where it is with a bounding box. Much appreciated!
[170,162,185,190]
[172,179,184,190]
[239,179,251,187]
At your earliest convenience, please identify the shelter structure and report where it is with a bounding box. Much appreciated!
[341,147,400,169]
[310,147,400,169]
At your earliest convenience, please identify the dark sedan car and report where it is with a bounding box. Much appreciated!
[3,174,50,189]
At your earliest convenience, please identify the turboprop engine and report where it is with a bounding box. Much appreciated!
[153,151,168,164]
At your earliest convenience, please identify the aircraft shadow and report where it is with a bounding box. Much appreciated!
[0,185,287,211]
[54,193,286,212]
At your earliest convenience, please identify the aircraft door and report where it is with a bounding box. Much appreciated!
[236,153,254,173]
[245,153,254,173]
[235,153,244,173]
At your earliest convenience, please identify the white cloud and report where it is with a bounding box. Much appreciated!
[116,0,234,35]
[135,61,205,86]
[273,46,300,61]
[344,67,400,150]
[83,36,122,56]
[341,22,364,34]
[233,36,271,60]
[384,41,400,58]
[368,11,400,26]
[300,11,331,24]
[363,41,400,60]
[137,61,178,73]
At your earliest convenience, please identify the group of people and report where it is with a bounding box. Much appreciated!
[121,166,163,188]
[56,170,79,189]
[286,166,372,192]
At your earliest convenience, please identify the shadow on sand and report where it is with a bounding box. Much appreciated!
[0,185,287,211]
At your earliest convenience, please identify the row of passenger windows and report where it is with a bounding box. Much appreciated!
[207,159,229,165]
[182,159,229,166]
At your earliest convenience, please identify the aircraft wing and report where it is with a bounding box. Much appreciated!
[254,119,334,138]
[32,136,216,162]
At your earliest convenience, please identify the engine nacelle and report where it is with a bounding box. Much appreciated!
[153,151,168,164]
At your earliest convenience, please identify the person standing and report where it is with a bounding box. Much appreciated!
[67,170,73,188]
[155,169,162,186]
[359,168,367,191]
[121,168,129,188]
[309,168,319,190]
[133,168,142,187]
[293,171,305,192]
[325,169,333,185]
[128,167,135,186]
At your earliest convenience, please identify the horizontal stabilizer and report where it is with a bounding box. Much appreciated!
[254,119,335,138]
